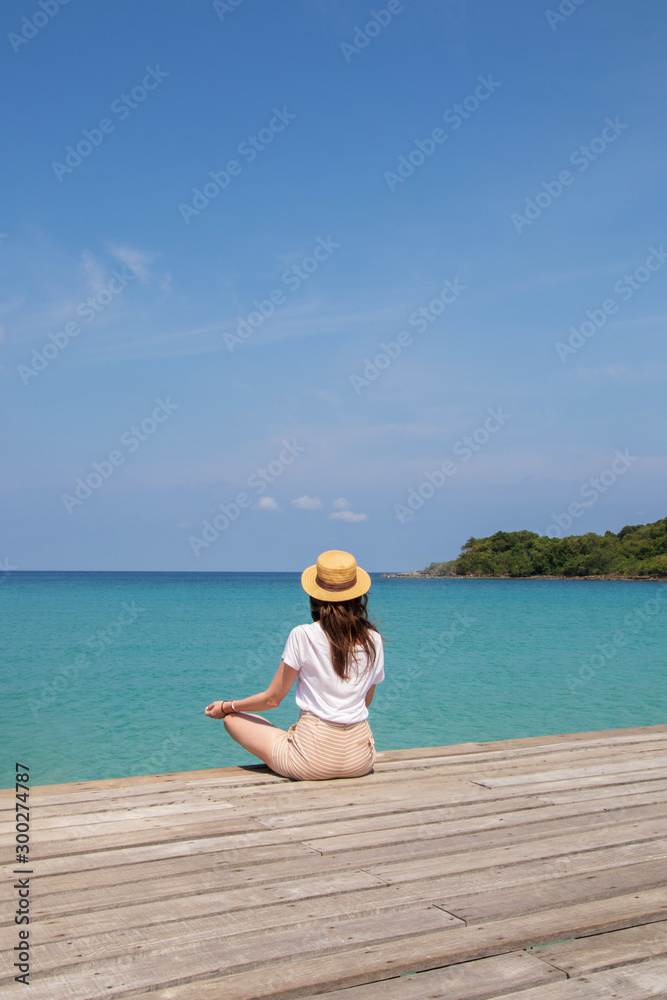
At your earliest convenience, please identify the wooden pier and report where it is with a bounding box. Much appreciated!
[2,724,667,999]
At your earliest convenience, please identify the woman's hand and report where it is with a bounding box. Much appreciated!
[205,701,225,719]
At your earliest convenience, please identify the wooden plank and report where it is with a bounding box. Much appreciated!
[437,858,667,922]
[259,791,540,830]
[476,756,667,787]
[366,821,667,885]
[2,759,663,840]
[370,753,667,790]
[539,777,667,804]
[6,814,286,847]
[0,796,243,827]
[15,820,313,861]
[0,760,487,810]
[375,840,667,905]
[10,903,463,977]
[232,771,667,830]
[13,819,665,914]
[15,818,667,922]
[298,800,667,855]
[1,770,288,810]
[507,773,667,797]
[1,781,495,882]
[531,920,667,975]
[375,729,667,762]
[19,862,666,971]
[23,889,667,1000]
[1,825,307,885]
[125,956,667,1000]
[242,767,667,809]
[0,872,400,951]
[472,724,667,749]
[261,780,667,830]
[1,762,278,793]
[375,742,667,774]
[4,769,583,834]
[478,956,667,1000]
[3,838,665,951]
[0,811,271,842]
[80,955,667,1000]
[263,789,667,842]
[22,756,664,817]
[0,840,321,903]
[16,789,665,899]
[296,951,565,999]
[2,776,480,826]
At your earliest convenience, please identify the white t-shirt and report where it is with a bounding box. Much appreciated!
[282,621,384,723]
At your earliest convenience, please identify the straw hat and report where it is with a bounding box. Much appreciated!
[301,550,371,602]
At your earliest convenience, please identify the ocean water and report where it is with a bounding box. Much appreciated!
[1,571,666,788]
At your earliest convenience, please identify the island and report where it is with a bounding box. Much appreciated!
[383,516,667,579]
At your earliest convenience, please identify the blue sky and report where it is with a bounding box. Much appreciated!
[1,0,666,571]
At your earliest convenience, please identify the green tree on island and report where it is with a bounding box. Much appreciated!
[425,517,667,578]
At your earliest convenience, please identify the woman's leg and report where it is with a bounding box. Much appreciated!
[223,712,288,768]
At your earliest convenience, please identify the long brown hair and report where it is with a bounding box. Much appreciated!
[309,594,381,680]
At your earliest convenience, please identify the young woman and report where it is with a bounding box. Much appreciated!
[204,550,384,780]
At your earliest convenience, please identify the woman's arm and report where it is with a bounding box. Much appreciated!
[365,684,376,707]
[205,660,298,719]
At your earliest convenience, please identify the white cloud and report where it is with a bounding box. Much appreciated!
[329,510,368,522]
[256,496,280,511]
[332,497,350,509]
[110,245,153,282]
[291,495,323,510]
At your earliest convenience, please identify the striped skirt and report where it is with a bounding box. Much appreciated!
[270,710,376,781]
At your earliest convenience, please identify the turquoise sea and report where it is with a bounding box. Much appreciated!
[2,572,666,788]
